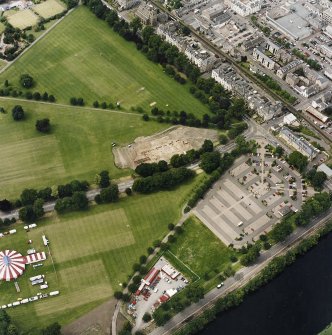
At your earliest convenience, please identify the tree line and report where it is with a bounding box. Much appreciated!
[0,170,116,221]
[83,0,249,131]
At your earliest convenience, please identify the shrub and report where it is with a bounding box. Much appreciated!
[12,105,25,121]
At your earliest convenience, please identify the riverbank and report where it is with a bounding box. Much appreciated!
[174,221,332,335]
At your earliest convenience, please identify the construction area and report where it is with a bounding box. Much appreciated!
[113,126,218,169]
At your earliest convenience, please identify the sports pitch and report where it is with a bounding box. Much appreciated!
[33,0,66,19]
[0,176,201,331]
[0,99,166,199]
[0,6,209,115]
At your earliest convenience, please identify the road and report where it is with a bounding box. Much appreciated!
[0,179,134,221]
[149,208,332,335]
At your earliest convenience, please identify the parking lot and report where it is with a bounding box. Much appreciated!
[194,139,314,248]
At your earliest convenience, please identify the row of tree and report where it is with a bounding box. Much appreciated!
[186,137,255,210]
[132,167,195,193]
[54,191,89,213]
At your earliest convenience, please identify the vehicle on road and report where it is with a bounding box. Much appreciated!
[217,282,224,289]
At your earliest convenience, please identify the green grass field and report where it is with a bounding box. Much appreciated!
[168,216,236,288]
[0,6,209,116]
[0,176,202,332]
[0,99,167,199]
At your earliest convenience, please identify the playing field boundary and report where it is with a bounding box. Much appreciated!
[0,96,144,117]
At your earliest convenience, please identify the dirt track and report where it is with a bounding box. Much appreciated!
[113,126,218,169]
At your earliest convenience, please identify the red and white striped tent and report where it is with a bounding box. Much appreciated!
[0,250,26,281]
[25,252,46,264]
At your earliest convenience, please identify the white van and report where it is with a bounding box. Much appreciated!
[238,221,243,227]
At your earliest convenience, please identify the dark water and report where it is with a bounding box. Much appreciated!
[199,233,332,335]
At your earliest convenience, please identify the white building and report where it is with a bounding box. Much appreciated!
[117,0,140,10]
[225,0,262,17]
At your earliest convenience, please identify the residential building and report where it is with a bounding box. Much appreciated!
[253,48,276,70]
[265,40,280,55]
[225,0,262,17]
[135,2,158,25]
[276,59,303,79]
[117,0,140,10]
[279,127,319,160]
[240,36,264,51]
[185,46,216,72]
[306,106,329,123]
[283,113,297,125]
[319,44,332,58]
[323,8,332,25]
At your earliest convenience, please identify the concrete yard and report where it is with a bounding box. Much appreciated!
[113,126,218,169]
[194,138,314,248]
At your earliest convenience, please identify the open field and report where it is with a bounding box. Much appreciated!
[7,9,39,29]
[34,0,66,19]
[0,176,203,332]
[0,6,209,116]
[114,126,219,168]
[0,99,166,199]
[168,216,236,287]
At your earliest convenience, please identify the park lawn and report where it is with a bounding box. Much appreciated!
[0,98,167,199]
[0,6,210,117]
[168,216,236,285]
[0,176,203,332]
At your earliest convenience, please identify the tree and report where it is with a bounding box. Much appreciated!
[20,74,34,88]
[114,291,123,299]
[36,118,51,133]
[139,255,147,264]
[71,191,89,210]
[200,139,213,153]
[142,114,149,121]
[240,245,261,266]
[41,322,61,335]
[143,313,152,323]
[130,17,142,35]
[11,105,24,121]
[99,184,119,203]
[19,205,36,222]
[287,151,308,172]
[20,188,38,206]
[0,199,12,212]
[219,134,228,145]
[98,170,110,188]
[168,223,175,230]
[271,220,293,242]
[200,151,221,173]
[7,324,18,335]
[33,198,44,218]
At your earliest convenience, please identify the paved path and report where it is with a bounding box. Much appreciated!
[0,179,134,220]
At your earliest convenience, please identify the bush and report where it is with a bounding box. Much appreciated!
[147,246,154,254]
[125,188,132,195]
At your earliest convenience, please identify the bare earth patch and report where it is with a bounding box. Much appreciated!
[113,126,218,169]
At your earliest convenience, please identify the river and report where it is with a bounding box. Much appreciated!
[199,233,332,335]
